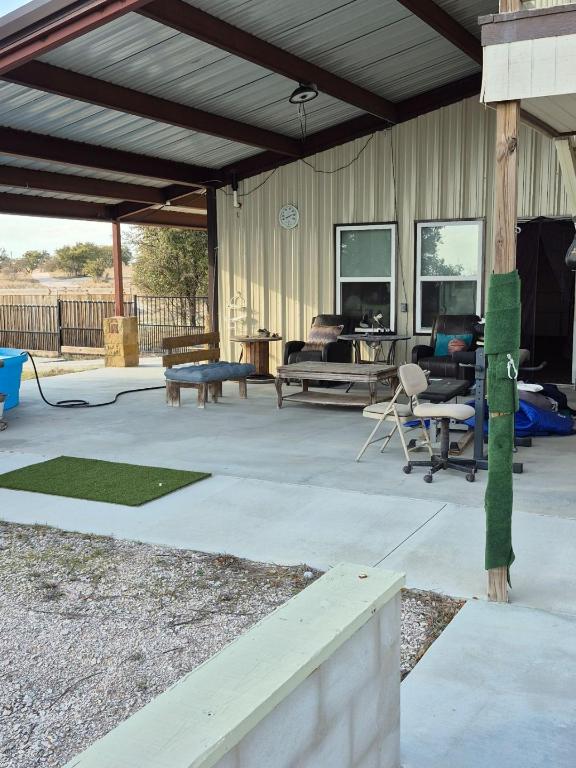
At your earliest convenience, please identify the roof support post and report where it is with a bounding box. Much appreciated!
[206,188,218,334]
[112,220,124,317]
[486,0,522,604]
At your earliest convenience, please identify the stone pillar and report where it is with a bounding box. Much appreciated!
[103,316,139,367]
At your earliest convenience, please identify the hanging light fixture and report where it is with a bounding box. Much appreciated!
[289,82,319,104]
[566,217,576,270]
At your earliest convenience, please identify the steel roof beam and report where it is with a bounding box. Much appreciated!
[0,126,222,185]
[139,0,398,123]
[0,164,170,203]
[5,61,302,157]
[0,190,207,227]
[394,0,482,65]
[0,0,156,75]
[0,190,111,220]
[114,192,207,221]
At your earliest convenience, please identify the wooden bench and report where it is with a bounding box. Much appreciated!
[162,332,255,408]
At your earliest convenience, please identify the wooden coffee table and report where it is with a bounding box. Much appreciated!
[275,361,398,408]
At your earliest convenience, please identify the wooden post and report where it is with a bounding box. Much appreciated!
[487,0,521,603]
[112,220,124,317]
[207,187,218,334]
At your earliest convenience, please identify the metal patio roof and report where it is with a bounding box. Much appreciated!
[0,0,532,228]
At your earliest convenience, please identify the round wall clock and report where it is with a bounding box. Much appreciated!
[278,204,299,229]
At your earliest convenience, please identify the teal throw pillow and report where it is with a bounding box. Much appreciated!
[434,332,473,357]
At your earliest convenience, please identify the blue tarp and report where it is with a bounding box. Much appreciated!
[466,399,575,437]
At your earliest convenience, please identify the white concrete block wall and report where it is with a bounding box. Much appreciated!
[64,564,403,768]
[215,595,401,768]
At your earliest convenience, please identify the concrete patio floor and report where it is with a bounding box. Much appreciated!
[402,600,576,768]
[1,362,575,767]
[1,361,575,614]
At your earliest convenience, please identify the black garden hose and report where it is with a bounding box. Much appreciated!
[24,351,164,409]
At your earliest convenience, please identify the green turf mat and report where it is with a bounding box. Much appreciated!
[0,457,210,506]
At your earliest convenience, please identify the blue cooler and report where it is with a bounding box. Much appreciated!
[0,349,28,410]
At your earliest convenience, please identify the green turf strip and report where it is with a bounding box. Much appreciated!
[0,457,210,506]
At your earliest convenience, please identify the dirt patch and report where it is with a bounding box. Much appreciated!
[0,522,462,767]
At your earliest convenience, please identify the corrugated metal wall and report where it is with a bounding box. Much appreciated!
[216,98,569,369]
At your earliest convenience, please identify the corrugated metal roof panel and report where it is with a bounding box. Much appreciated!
[39,0,494,128]
[3,1,499,175]
[0,82,259,167]
[0,184,117,204]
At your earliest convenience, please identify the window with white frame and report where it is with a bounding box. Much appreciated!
[415,220,483,333]
[335,223,396,331]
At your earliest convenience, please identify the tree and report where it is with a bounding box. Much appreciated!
[51,242,131,277]
[420,227,464,277]
[52,242,101,276]
[0,247,9,269]
[130,227,207,296]
[130,226,208,324]
[19,249,49,274]
[85,255,110,280]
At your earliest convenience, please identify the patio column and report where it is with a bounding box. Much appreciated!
[207,187,219,334]
[112,220,124,317]
[485,0,521,603]
[103,220,138,367]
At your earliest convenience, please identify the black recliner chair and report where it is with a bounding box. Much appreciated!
[284,314,353,365]
[412,314,480,382]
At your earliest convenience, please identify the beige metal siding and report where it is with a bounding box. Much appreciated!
[217,98,569,370]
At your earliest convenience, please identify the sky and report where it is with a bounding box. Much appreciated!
[0,215,120,258]
[0,1,112,256]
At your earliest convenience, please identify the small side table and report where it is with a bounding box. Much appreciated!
[338,334,411,365]
[231,335,283,382]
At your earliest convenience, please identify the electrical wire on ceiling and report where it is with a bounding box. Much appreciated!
[222,131,380,202]
[301,132,375,174]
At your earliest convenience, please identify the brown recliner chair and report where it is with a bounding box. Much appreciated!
[412,314,480,381]
[284,314,353,365]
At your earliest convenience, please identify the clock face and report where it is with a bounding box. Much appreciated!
[279,204,299,229]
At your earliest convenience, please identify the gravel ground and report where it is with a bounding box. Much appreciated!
[0,522,462,768]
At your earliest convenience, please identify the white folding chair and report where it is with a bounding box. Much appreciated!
[355,375,434,463]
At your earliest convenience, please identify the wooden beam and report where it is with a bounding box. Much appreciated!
[0,164,169,203]
[111,220,124,317]
[0,0,155,75]
[223,74,483,181]
[480,3,576,46]
[493,101,520,275]
[395,0,482,64]
[139,0,398,123]
[5,61,301,157]
[0,126,221,185]
[487,0,522,605]
[206,187,218,333]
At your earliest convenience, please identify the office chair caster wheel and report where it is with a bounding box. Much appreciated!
[466,472,475,482]
[402,465,412,474]
[423,474,433,483]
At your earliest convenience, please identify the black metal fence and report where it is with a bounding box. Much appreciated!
[0,296,209,355]
[135,296,208,353]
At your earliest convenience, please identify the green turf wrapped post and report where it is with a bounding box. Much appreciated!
[484,270,521,600]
